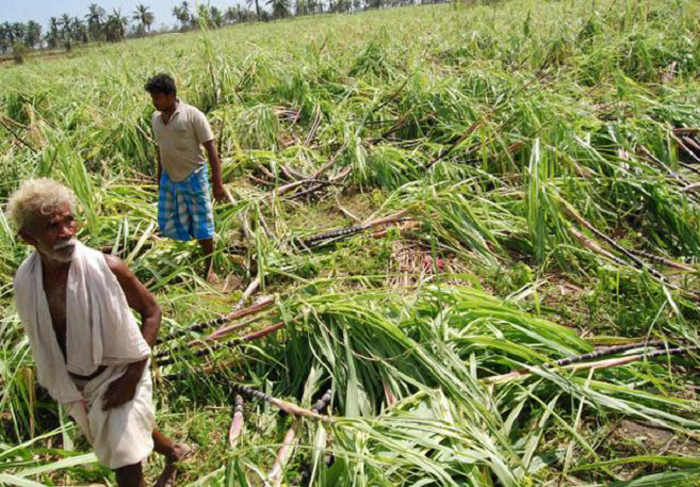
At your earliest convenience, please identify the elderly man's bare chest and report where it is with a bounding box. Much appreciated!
[43,276,68,357]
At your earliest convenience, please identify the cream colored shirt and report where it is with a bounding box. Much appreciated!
[152,102,214,182]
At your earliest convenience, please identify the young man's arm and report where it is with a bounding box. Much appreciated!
[157,150,163,187]
[101,255,161,410]
[203,140,225,202]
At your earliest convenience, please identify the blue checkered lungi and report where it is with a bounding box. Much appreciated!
[158,165,215,241]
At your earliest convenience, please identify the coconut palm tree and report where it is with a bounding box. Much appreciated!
[85,3,106,41]
[73,17,89,44]
[246,0,262,19]
[58,14,74,50]
[172,1,191,30]
[209,6,224,28]
[104,9,128,42]
[268,0,291,19]
[24,21,42,48]
[132,4,155,37]
[224,6,237,24]
[45,17,60,49]
[0,24,9,53]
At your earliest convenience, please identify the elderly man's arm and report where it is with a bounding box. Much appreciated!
[101,254,161,410]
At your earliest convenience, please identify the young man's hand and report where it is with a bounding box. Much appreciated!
[213,183,227,203]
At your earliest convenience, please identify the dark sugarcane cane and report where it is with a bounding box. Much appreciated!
[156,296,274,345]
[672,133,700,164]
[300,211,411,247]
[301,224,367,245]
[549,340,665,367]
[269,388,333,485]
[637,145,700,206]
[234,385,330,421]
[484,344,699,385]
[625,248,694,272]
[286,182,334,201]
[157,321,286,366]
[561,200,695,292]
[487,340,664,384]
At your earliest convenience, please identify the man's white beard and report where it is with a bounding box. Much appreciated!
[48,239,76,262]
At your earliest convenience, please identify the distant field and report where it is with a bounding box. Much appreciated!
[2,1,700,485]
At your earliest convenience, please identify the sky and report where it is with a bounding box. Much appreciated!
[1,0,240,31]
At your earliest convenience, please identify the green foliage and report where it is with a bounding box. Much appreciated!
[1,0,700,485]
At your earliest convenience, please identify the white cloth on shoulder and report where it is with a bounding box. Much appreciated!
[14,241,152,404]
[13,242,155,469]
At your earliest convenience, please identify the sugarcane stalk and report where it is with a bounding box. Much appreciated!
[553,341,664,367]
[637,145,690,184]
[561,199,678,284]
[286,181,336,201]
[268,389,333,486]
[300,210,410,247]
[671,133,700,165]
[625,248,695,272]
[157,294,272,345]
[228,394,245,448]
[234,385,331,422]
[205,297,275,341]
[484,345,698,385]
[570,227,629,267]
[157,321,286,366]
[682,135,700,152]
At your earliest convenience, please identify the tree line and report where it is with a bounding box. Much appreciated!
[1,0,446,56]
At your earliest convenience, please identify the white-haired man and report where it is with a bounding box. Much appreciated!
[9,178,189,487]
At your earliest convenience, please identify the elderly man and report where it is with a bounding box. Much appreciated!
[9,178,190,487]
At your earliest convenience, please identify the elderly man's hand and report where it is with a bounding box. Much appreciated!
[102,363,143,411]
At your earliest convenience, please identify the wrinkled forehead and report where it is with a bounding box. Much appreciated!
[33,201,74,225]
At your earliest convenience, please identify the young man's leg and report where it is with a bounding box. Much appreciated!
[115,463,145,487]
[198,238,215,280]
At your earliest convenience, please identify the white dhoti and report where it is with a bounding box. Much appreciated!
[67,364,156,470]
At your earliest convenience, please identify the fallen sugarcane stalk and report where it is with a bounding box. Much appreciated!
[235,385,331,422]
[570,227,629,267]
[484,344,699,385]
[205,309,273,342]
[671,133,700,165]
[157,321,286,366]
[560,198,685,282]
[229,394,245,448]
[299,210,410,247]
[626,248,695,272]
[570,226,700,300]
[636,146,700,205]
[157,293,273,345]
[553,340,664,367]
[268,389,333,486]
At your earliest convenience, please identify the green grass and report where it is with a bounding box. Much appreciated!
[2,0,700,485]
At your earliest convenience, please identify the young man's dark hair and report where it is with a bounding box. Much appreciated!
[144,73,177,96]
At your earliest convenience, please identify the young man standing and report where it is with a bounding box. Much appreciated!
[145,73,226,284]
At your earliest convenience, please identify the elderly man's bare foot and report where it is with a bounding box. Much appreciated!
[155,444,192,487]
